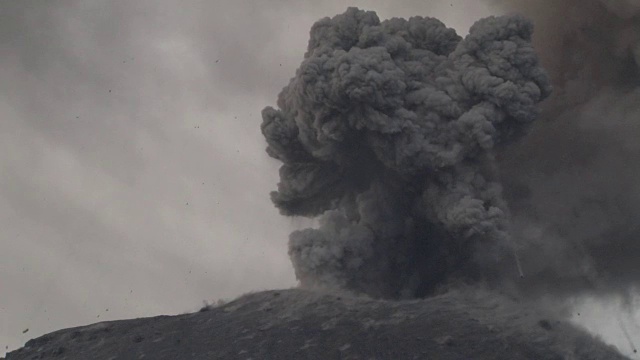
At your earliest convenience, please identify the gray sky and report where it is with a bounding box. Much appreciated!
[0,0,637,357]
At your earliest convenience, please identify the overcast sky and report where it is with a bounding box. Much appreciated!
[1,0,637,357]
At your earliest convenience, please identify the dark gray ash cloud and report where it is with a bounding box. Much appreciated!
[263,1,640,308]
[489,0,640,302]
[262,7,552,299]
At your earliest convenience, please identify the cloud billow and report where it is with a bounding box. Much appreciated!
[262,7,551,299]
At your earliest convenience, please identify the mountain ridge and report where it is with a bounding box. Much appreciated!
[4,288,629,359]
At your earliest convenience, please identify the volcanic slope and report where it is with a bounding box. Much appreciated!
[4,288,628,360]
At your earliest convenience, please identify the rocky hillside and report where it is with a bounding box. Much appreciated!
[4,288,628,359]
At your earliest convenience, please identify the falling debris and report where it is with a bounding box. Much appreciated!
[538,319,553,331]
[618,315,637,355]
[435,335,455,346]
[514,250,525,278]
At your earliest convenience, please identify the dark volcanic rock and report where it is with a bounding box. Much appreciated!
[5,288,628,360]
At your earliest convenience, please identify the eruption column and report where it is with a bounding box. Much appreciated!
[262,7,551,299]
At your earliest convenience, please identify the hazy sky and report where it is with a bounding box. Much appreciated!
[1,0,637,357]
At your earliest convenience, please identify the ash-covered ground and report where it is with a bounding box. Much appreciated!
[3,288,630,360]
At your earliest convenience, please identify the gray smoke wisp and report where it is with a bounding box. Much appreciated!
[261,7,551,299]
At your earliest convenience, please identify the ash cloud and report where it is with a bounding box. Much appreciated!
[489,0,640,301]
[262,7,551,299]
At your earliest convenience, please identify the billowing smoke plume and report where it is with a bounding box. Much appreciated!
[488,0,640,301]
[261,7,551,299]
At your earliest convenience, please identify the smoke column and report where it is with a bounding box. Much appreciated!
[261,7,551,299]
[487,0,640,301]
